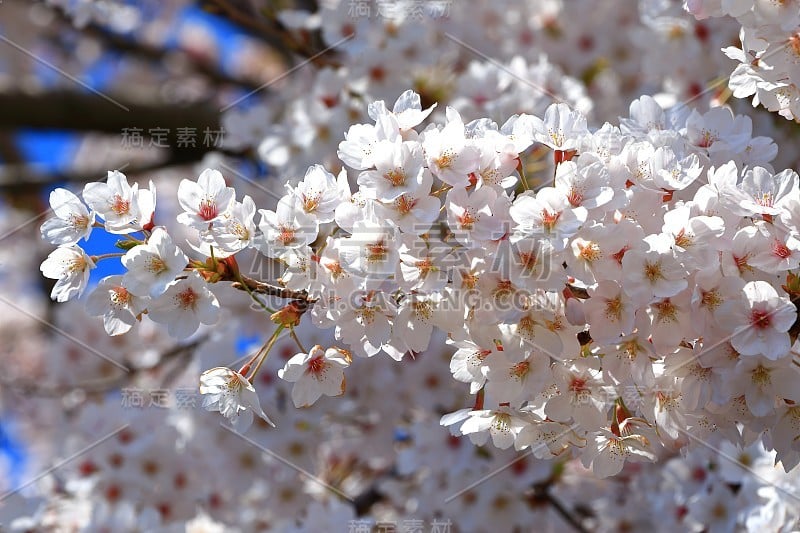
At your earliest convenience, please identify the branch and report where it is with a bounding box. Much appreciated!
[233,274,314,302]
[0,90,244,193]
[529,482,590,533]
[0,91,220,134]
[203,0,340,67]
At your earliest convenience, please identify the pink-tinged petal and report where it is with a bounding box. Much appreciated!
[291,380,323,408]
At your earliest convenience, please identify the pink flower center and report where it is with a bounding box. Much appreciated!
[198,199,218,221]
[749,309,771,330]
[578,241,600,261]
[436,149,455,170]
[385,169,406,187]
[110,286,131,307]
[541,209,561,232]
[696,130,717,148]
[147,256,168,274]
[307,356,327,377]
[772,240,792,259]
[457,209,476,230]
[302,193,320,213]
[366,240,389,262]
[518,251,538,270]
[674,228,693,248]
[755,191,774,208]
[70,213,90,230]
[567,187,583,207]
[569,376,588,393]
[734,253,753,274]
[510,361,530,379]
[395,195,417,215]
[277,226,296,246]
[111,194,130,215]
[177,287,198,310]
[611,245,630,265]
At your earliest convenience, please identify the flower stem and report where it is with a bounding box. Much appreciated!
[473,387,485,410]
[248,326,284,383]
[289,326,307,354]
[239,339,270,376]
[91,253,125,261]
[518,158,530,191]
[553,160,559,188]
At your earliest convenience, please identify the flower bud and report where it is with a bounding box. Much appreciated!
[270,300,308,327]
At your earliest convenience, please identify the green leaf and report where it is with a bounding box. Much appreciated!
[114,239,139,251]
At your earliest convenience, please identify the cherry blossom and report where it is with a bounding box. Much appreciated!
[422,107,480,187]
[256,195,318,258]
[718,280,795,359]
[121,227,188,298]
[621,233,688,305]
[529,102,588,151]
[40,188,95,245]
[278,345,351,407]
[510,187,587,251]
[40,244,96,302]
[85,275,147,336]
[148,272,220,339]
[30,44,800,529]
[450,406,531,449]
[581,419,658,478]
[207,195,257,255]
[176,169,235,230]
[82,171,141,233]
[200,367,275,430]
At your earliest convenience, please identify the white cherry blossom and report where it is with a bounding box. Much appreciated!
[278,345,351,408]
[176,169,235,230]
[200,367,275,430]
[40,245,96,302]
[83,170,141,233]
[85,275,147,336]
[121,227,188,298]
[148,272,220,339]
[40,188,94,245]
[717,280,795,360]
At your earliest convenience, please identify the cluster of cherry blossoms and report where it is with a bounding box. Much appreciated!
[39,89,800,484]
[16,1,800,530]
[686,0,800,121]
[227,0,756,181]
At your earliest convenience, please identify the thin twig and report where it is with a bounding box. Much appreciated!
[289,327,308,353]
[542,489,590,533]
[533,482,589,533]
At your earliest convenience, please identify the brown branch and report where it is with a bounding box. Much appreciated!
[232,274,314,301]
[0,90,240,193]
[0,91,220,134]
[530,482,590,533]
